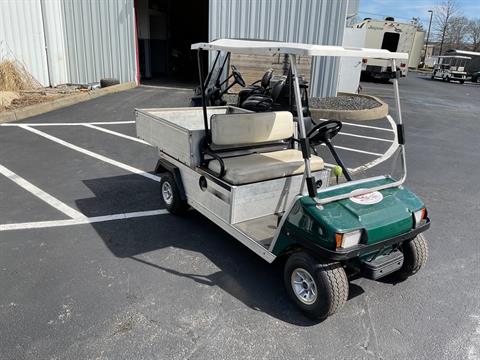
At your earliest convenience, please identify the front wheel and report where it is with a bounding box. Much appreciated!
[284,251,349,320]
[160,173,189,215]
[396,234,428,279]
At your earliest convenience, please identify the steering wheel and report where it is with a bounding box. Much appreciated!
[231,65,246,87]
[307,120,342,146]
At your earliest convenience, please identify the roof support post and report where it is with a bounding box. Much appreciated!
[391,59,407,182]
[197,49,210,144]
[290,55,316,198]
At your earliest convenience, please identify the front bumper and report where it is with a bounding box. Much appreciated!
[298,219,430,261]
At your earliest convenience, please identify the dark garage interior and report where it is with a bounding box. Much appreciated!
[135,0,209,83]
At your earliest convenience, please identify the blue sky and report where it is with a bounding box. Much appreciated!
[359,0,480,26]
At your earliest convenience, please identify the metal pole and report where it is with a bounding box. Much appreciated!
[290,55,316,198]
[423,10,433,63]
[197,50,209,144]
[391,59,407,181]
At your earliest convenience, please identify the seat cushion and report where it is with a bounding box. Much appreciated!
[208,149,324,185]
[210,111,293,146]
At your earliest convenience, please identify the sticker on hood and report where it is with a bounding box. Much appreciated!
[349,189,383,205]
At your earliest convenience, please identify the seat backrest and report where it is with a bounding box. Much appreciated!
[210,111,293,147]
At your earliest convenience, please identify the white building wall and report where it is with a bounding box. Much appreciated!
[0,0,50,86]
[209,0,349,98]
[0,0,137,87]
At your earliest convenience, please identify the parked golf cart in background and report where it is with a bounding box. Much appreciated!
[191,50,311,116]
[431,55,471,83]
[136,39,431,320]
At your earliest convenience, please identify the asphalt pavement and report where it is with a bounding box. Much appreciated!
[0,76,479,360]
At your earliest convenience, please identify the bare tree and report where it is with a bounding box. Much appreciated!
[433,0,461,54]
[445,16,469,49]
[466,19,480,51]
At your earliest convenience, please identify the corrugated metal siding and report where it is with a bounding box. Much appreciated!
[61,0,136,84]
[209,0,348,97]
[41,0,68,86]
[0,0,50,86]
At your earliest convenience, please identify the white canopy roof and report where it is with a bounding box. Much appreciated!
[191,39,408,60]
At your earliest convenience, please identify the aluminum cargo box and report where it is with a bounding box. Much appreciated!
[135,106,248,167]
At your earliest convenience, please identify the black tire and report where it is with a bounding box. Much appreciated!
[460,80,465,84]
[284,251,348,320]
[160,173,189,215]
[100,78,120,88]
[396,234,428,279]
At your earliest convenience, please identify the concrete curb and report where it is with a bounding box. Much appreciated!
[310,92,388,121]
[0,82,137,123]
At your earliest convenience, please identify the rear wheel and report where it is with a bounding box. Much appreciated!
[160,173,189,215]
[284,251,348,320]
[396,234,428,278]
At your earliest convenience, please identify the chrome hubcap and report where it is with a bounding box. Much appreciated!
[162,182,173,205]
[291,268,317,305]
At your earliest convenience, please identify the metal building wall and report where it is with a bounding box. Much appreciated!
[209,0,348,97]
[0,0,50,86]
[61,0,137,85]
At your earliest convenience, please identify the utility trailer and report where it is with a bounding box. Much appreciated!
[135,39,431,320]
[355,17,423,79]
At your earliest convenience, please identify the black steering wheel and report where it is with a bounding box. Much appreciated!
[307,120,342,146]
[231,65,246,87]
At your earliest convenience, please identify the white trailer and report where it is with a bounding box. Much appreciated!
[354,17,423,79]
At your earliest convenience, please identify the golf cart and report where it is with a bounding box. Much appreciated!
[431,55,471,83]
[135,39,430,320]
[190,50,310,115]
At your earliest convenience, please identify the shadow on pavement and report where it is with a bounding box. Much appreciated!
[77,174,365,325]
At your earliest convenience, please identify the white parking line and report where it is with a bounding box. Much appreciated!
[83,124,149,145]
[18,125,161,182]
[1,121,135,127]
[342,122,394,132]
[320,144,382,156]
[0,164,86,219]
[0,209,169,231]
[338,131,393,143]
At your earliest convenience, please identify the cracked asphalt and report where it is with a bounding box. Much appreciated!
[1,75,479,359]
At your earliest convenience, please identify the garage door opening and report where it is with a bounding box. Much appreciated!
[135,0,208,86]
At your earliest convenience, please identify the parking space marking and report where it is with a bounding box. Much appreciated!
[83,124,149,144]
[342,122,394,132]
[18,125,161,182]
[338,131,393,143]
[1,121,135,127]
[0,209,168,232]
[319,144,382,156]
[0,164,86,219]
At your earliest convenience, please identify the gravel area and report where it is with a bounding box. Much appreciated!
[310,95,381,110]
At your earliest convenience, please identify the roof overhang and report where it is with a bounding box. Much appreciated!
[191,39,409,60]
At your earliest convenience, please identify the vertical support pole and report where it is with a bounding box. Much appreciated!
[290,55,316,198]
[197,49,210,144]
[391,59,407,181]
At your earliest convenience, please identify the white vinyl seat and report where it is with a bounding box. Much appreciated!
[207,111,324,185]
[208,149,324,185]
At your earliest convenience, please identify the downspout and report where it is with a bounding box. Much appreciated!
[39,0,52,87]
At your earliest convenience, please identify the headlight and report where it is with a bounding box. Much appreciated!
[413,208,427,228]
[335,230,362,249]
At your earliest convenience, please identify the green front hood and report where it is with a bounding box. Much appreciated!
[272,177,425,255]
